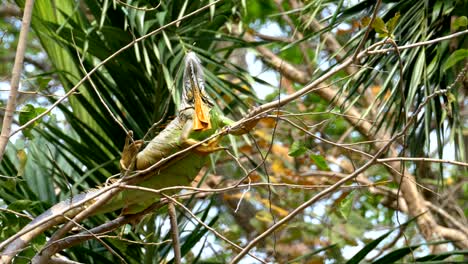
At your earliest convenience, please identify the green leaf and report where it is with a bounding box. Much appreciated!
[162,30,173,55]
[7,200,40,212]
[372,245,420,263]
[346,229,393,264]
[338,191,355,220]
[416,249,468,261]
[37,77,52,90]
[123,224,132,235]
[288,141,308,157]
[386,12,400,34]
[19,104,36,125]
[0,179,17,191]
[453,16,468,30]
[361,16,371,27]
[372,17,388,35]
[18,104,47,139]
[264,91,280,102]
[443,49,468,71]
[287,244,337,263]
[310,154,330,170]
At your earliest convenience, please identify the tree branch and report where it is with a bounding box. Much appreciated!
[0,0,35,162]
[238,30,468,254]
[168,202,181,264]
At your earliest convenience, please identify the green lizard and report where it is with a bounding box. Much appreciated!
[0,52,259,263]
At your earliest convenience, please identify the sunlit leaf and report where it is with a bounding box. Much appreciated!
[7,200,41,212]
[361,16,371,27]
[288,141,308,157]
[386,12,400,34]
[310,154,330,171]
[36,77,52,90]
[16,149,27,177]
[338,191,355,220]
[255,210,273,223]
[443,49,468,71]
[18,104,47,139]
[162,30,173,55]
[372,245,420,263]
[372,17,388,34]
[453,16,468,30]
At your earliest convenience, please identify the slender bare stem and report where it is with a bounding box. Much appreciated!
[377,157,468,167]
[352,0,382,61]
[228,89,449,263]
[0,0,35,162]
[162,195,267,263]
[367,29,468,54]
[168,203,181,264]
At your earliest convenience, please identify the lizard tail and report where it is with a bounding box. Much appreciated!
[1,215,66,263]
[0,192,93,263]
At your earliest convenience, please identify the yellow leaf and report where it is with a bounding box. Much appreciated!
[255,210,273,223]
[16,149,27,176]
[446,177,453,186]
[260,198,289,217]
[223,192,252,201]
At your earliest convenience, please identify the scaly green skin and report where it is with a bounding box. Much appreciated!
[0,52,248,263]
[0,108,232,263]
[104,106,230,214]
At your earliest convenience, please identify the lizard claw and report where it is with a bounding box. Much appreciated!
[120,131,144,171]
[228,107,266,135]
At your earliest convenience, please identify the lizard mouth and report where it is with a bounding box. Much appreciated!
[185,52,212,131]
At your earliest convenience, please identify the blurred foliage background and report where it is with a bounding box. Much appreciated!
[0,0,467,263]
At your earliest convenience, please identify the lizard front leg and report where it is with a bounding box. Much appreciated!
[120,131,144,171]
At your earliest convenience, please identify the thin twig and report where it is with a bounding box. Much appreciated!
[367,29,468,54]
[228,89,450,263]
[0,208,32,219]
[352,0,382,62]
[162,194,267,264]
[426,203,468,236]
[10,0,222,138]
[0,0,35,162]
[168,202,181,264]
[37,188,124,261]
[72,33,129,136]
[377,157,468,167]
[36,202,166,256]
[32,216,126,264]
[114,0,161,11]
[0,184,118,251]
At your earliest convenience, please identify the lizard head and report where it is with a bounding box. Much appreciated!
[182,52,214,131]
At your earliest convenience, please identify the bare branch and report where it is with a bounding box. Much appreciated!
[0,0,35,162]
[228,89,460,263]
[168,202,181,264]
[162,194,267,264]
[367,29,468,54]
[377,157,468,167]
[33,202,165,258]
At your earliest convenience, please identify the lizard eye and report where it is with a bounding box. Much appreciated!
[184,88,193,102]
